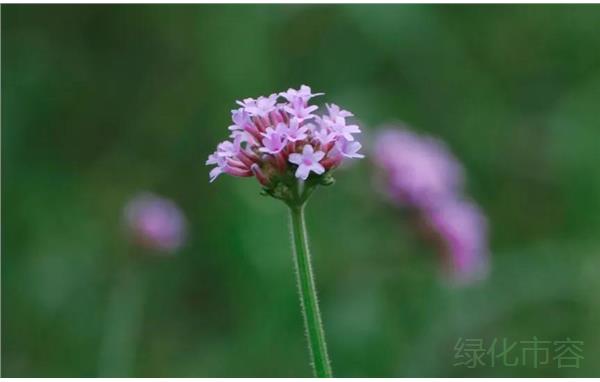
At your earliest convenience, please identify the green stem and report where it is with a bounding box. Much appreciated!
[288,205,333,378]
[98,258,145,377]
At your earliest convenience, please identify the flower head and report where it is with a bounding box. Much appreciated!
[124,192,187,253]
[373,125,489,284]
[373,128,464,210]
[207,85,364,203]
[423,199,489,283]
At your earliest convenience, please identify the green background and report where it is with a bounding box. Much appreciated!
[3,4,600,377]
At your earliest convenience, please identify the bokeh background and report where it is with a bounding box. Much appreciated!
[3,4,600,377]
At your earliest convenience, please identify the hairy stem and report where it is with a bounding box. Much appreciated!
[288,205,333,378]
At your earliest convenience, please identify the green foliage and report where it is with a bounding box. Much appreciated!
[3,4,600,377]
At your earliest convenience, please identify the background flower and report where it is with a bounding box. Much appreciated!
[373,128,464,210]
[423,199,489,284]
[373,125,489,283]
[124,192,187,253]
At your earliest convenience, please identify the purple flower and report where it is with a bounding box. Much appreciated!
[206,153,227,182]
[288,145,326,180]
[260,124,287,154]
[235,97,256,110]
[373,128,464,209]
[284,98,319,121]
[373,125,490,285]
[334,138,364,159]
[216,134,243,158]
[207,136,254,182]
[228,108,250,131]
[124,193,187,253]
[237,94,278,117]
[280,84,323,104]
[326,103,353,120]
[282,118,309,142]
[206,85,364,185]
[424,199,489,283]
[314,127,336,146]
[324,116,361,141]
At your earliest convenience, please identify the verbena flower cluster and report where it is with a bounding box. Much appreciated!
[124,192,187,254]
[425,198,488,280]
[373,127,489,283]
[206,85,364,190]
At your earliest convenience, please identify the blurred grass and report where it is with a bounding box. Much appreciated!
[2,4,600,377]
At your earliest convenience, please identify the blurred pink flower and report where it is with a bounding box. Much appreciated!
[373,128,464,210]
[373,126,489,284]
[124,192,187,253]
[423,199,489,283]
